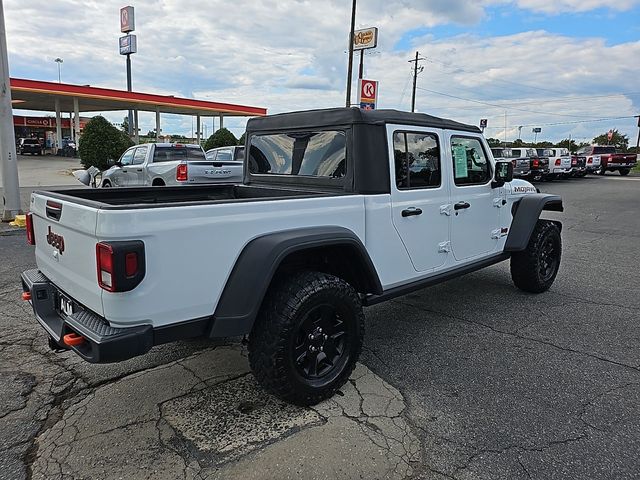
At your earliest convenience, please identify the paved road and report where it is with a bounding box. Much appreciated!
[0,173,638,479]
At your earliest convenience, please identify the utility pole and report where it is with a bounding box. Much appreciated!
[0,0,22,221]
[503,111,507,146]
[345,0,357,107]
[408,52,425,112]
[635,115,640,152]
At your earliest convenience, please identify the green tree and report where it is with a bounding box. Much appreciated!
[203,128,237,151]
[120,116,129,134]
[238,132,246,145]
[486,138,502,148]
[533,141,553,148]
[592,129,629,150]
[512,139,525,147]
[78,116,134,170]
[556,138,577,153]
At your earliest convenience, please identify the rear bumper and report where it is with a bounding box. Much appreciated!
[21,269,210,363]
[605,163,636,169]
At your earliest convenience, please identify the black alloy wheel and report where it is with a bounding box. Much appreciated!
[293,304,349,380]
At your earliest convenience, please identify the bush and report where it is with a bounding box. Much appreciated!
[203,128,237,151]
[78,116,134,170]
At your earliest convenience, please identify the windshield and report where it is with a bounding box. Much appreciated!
[249,131,346,178]
[153,146,205,162]
[24,139,40,145]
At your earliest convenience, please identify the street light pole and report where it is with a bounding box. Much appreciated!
[0,0,22,221]
[54,57,63,83]
[345,0,356,107]
[126,52,133,136]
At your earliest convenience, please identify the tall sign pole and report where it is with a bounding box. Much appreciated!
[635,115,639,151]
[345,0,356,107]
[120,6,136,137]
[0,0,22,221]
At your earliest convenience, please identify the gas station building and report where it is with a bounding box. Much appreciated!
[10,77,267,152]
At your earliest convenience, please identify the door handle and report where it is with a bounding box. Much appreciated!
[136,168,143,172]
[402,207,423,217]
[454,202,471,210]
[122,169,128,173]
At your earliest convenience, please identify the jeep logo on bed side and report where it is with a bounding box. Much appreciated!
[46,226,65,255]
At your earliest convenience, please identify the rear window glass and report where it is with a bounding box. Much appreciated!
[24,139,40,145]
[153,146,205,162]
[234,147,245,161]
[593,146,616,154]
[249,131,346,178]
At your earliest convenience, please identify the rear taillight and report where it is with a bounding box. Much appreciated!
[587,157,592,164]
[555,159,561,166]
[176,163,188,182]
[96,241,145,292]
[97,243,114,291]
[533,159,539,168]
[25,212,35,245]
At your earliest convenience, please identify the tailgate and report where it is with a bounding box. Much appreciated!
[188,161,243,184]
[30,193,103,316]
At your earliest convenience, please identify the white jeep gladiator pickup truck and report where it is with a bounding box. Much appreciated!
[21,108,563,405]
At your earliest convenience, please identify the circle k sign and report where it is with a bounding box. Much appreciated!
[360,79,378,103]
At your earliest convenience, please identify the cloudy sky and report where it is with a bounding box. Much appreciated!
[5,0,640,144]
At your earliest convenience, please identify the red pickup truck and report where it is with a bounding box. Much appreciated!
[576,145,637,176]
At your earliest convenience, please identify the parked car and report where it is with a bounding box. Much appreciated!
[510,148,549,181]
[21,107,563,405]
[100,143,232,187]
[570,155,587,177]
[20,138,44,155]
[491,147,531,178]
[203,146,244,183]
[576,145,637,176]
[539,148,571,179]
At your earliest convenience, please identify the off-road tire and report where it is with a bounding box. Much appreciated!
[510,220,561,293]
[598,166,606,176]
[249,271,364,406]
[101,180,111,188]
[619,168,630,176]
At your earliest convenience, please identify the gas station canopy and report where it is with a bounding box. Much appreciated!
[10,78,266,117]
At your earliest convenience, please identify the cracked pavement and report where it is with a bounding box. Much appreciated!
[1,174,639,479]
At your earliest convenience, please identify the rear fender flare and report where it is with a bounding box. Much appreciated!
[504,194,563,252]
[210,226,382,338]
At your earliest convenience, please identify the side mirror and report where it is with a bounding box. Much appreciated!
[492,160,513,188]
[107,159,122,167]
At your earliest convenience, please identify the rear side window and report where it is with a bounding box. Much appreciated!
[215,149,233,161]
[249,131,346,178]
[153,146,205,162]
[393,131,441,189]
[451,136,492,186]
[132,146,148,165]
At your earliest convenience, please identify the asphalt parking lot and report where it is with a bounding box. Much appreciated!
[0,172,639,479]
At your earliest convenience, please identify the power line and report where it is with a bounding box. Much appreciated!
[415,86,598,118]
[425,57,570,96]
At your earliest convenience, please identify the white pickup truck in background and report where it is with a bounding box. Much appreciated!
[100,143,242,187]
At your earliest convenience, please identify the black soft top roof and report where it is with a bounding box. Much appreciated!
[247,107,481,134]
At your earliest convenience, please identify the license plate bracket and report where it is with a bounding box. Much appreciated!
[57,293,74,317]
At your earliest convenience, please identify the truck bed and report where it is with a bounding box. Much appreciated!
[37,184,340,209]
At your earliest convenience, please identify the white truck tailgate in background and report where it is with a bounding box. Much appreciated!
[30,193,103,316]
